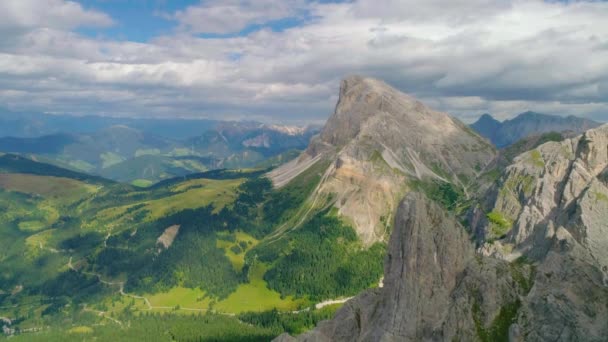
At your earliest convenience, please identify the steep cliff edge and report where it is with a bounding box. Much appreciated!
[477,124,608,275]
[274,193,529,341]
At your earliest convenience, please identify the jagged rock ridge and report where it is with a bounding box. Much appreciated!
[477,124,608,278]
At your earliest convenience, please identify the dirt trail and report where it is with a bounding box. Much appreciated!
[82,305,123,325]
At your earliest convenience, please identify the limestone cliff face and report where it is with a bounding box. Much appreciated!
[478,124,608,276]
[274,193,524,342]
[268,76,496,244]
[276,190,608,342]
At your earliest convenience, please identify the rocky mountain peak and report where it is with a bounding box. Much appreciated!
[320,76,392,147]
[269,76,496,244]
[479,113,496,120]
[320,76,448,148]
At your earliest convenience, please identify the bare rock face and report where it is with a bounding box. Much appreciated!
[520,228,608,341]
[363,193,474,341]
[275,193,525,342]
[478,124,608,274]
[473,124,608,341]
[269,76,496,244]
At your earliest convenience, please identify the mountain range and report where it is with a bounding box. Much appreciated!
[0,121,318,184]
[471,111,600,148]
[0,110,219,139]
[1,76,607,341]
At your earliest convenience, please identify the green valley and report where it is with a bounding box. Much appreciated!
[0,153,382,340]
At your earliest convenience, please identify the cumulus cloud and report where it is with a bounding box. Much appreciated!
[0,0,607,123]
[0,0,113,33]
[171,0,309,34]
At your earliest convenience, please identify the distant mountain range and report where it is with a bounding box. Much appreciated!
[0,116,319,184]
[0,110,220,139]
[470,111,600,147]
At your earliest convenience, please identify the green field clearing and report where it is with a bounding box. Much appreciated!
[68,326,94,334]
[215,263,308,313]
[93,178,243,227]
[68,159,96,172]
[217,231,259,272]
[18,220,47,232]
[169,148,191,157]
[145,178,243,218]
[170,159,207,172]
[25,229,56,249]
[24,229,57,259]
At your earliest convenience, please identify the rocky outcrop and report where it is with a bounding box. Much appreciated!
[269,76,496,244]
[466,124,608,340]
[275,193,528,341]
[364,193,474,341]
[519,229,608,341]
[478,125,608,273]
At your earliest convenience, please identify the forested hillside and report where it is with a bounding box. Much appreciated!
[0,154,382,340]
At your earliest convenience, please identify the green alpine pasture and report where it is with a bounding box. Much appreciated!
[0,155,381,340]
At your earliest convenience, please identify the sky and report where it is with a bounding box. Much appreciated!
[0,0,607,124]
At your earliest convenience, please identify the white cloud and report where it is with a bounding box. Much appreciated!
[1,0,608,123]
[0,0,113,33]
[171,0,308,34]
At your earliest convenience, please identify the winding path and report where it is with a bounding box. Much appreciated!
[82,305,123,326]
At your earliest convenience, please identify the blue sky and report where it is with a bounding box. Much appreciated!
[74,0,344,42]
[74,0,193,41]
[0,0,607,123]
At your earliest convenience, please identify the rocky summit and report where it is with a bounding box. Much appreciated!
[269,76,496,244]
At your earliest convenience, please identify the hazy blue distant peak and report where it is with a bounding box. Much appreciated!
[470,111,601,148]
